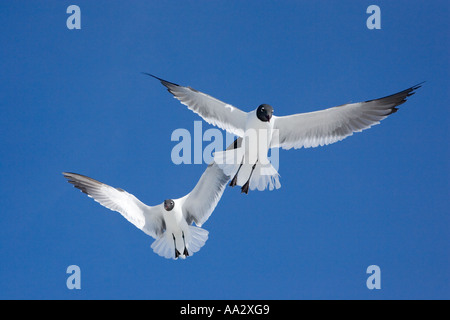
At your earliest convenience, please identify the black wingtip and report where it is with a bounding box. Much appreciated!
[62,172,75,180]
[62,172,88,195]
[406,81,425,96]
[387,107,399,115]
[413,81,426,88]
[409,81,425,93]
[141,72,180,87]
[364,82,424,105]
[141,72,161,81]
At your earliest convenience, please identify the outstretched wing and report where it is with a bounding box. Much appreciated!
[181,138,242,227]
[145,73,247,137]
[63,172,165,239]
[271,83,423,150]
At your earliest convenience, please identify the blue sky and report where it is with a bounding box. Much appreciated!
[0,1,448,299]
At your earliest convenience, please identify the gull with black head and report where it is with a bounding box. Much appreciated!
[145,73,423,194]
[63,140,239,259]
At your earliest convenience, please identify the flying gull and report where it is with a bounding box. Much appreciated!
[63,140,240,259]
[145,73,422,194]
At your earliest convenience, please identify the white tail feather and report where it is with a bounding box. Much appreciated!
[187,226,209,254]
[214,147,280,191]
[151,226,209,260]
[249,162,281,191]
[151,233,173,259]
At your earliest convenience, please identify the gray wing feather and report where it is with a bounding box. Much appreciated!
[272,83,423,150]
[145,73,247,137]
[63,172,165,239]
[181,138,242,226]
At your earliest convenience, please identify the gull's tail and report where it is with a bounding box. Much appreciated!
[249,162,281,191]
[151,226,209,260]
[214,148,281,192]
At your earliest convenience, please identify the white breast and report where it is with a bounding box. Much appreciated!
[243,111,273,164]
[163,204,184,232]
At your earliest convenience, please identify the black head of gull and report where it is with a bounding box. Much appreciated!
[256,104,274,123]
[164,199,175,211]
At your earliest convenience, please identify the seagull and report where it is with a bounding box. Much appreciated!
[145,73,422,194]
[63,140,239,259]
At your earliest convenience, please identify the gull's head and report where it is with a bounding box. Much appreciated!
[164,199,175,211]
[257,104,274,123]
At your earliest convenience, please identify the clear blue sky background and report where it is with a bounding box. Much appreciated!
[0,1,448,299]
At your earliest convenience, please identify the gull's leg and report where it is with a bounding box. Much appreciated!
[182,231,189,257]
[229,162,243,187]
[172,233,180,259]
[241,161,258,194]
